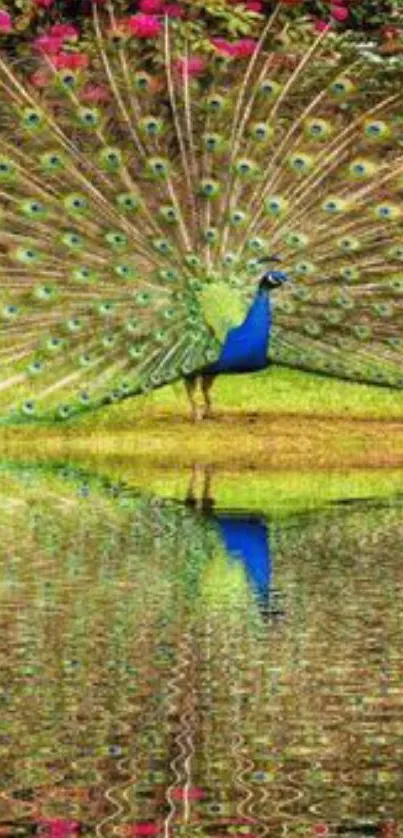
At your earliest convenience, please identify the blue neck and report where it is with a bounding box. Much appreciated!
[205,287,271,375]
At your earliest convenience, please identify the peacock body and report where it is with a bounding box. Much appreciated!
[0,7,402,422]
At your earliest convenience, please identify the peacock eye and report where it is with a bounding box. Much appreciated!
[77,107,100,128]
[159,205,179,223]
[203,133,224,152]
[206,95,225,112]
[116,192,140,212]
[134,72,151,91]
[259,79,281,98]
[22,108,43,129]
[229,209,248,226]
[152,238,172,255]
[60,72,76,88]
[62,231,84,249]
[204,227,218,243]
[139,117,164,137]
[22,400,36,415]
[199,179,221,198]
[146,157,169,179]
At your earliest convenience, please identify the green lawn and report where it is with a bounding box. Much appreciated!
[2,367,403,473]
[75,366,403,429]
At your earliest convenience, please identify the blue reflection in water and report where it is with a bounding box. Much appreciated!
[213,513,272,610]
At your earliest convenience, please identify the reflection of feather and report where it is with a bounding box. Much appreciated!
[1,462,403,832]
[0,14,402,422]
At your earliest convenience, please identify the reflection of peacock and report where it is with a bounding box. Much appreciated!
[0,9,402,422]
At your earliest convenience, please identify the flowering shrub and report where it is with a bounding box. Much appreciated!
[0,0,400,74]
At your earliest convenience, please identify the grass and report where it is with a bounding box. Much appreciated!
[2,368,403,474]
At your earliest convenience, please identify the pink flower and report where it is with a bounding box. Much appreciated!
[164,3,185,16]
[175,55,206,77]
[331,4,349,20]
[52,52,90,70]
[245,0,263,10]
[313,19,332,32]
[127,13,162,38]
[138,0,164,11]
[34,34,64,53]
[49,23,79,40]
[81,83,110,103]
[210,36,257,58]
[0,9,12,33]
[211,37,237,57]
[314,826,329,836]
[30,69,52,87]
[232,38,258,57]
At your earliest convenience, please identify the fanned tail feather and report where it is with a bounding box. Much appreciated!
[0,5,402,421]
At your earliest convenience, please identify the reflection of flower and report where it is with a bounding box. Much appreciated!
[0,9,11,33]
[38,819,79,838]
[170,786,205,800]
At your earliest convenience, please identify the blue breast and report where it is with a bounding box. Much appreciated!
[205,289,271,375]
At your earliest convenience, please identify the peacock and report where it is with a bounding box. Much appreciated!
[0,5,403,423]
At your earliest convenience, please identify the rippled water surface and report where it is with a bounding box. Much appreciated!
[1,461,402,836]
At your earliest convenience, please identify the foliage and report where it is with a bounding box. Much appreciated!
[0,0,401,52]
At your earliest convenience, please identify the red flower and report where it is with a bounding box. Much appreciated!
[81,83,110,103]
[164,3,185,16]
[34,34,64,53]
[33,0,55,7]
[127,13,162,38]
[211,37,237,57]
[30,69,51,87]
[314,826,329,836]
[245,1,263,10]
[175,55,206,77]
[232,38,258,57]
[52,52,90,70]
[211,37,257,58]
[313,19,332,32]
[331,5,349,20]
[49,23,79,40]
[130,825,160,836]
[0,9,12,33]
[138,0,164,11]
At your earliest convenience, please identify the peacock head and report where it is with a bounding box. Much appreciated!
[257,256,289,292]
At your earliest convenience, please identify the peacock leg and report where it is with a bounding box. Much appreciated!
[201,374,216,419]
[184,376,201,422]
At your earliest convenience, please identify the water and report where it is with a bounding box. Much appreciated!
[1,461,402,836]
